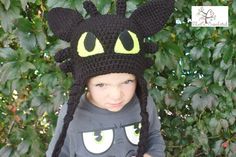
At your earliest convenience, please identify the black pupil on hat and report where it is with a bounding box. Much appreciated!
[84,32,96,52]
[119,30,133,51]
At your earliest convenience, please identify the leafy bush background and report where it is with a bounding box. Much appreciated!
[0,0,236,156]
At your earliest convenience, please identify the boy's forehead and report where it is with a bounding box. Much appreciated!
[89,73,136,83]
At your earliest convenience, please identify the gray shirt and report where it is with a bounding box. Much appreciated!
[46,95,165,157]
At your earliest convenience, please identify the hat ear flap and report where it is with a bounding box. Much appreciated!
[130,0,175,38]
[47,8,84,42]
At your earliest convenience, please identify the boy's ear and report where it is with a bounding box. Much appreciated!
[130,0,175,38]
[47,8,84,42]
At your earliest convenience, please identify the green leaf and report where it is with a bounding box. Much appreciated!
[213,42,224,61]
[47,0,84,11]
[194,28,208,40]
[126,1,138,14]
[0,146,12,157]
[36,32,46,50]
[162,50,177,70]
[190,47,204,60]
[150,88,163,105]
[1,0,11,10]
[175,0,184,11]
[209,117,222,135]
[225,79,236,92]
[31,96,42,107]
[17,140,30,155]
[180,144,196,157]
[37,102,53,115]
[191,94,203,111]
[20,0,36,11]
[47,40,70,56]
[11,78,29,91]
[233,0,236,14]
[0,62,21,83]
[223,44,234,63]
[154,52,165,72]
[33,17,43,31]
[0,47,17,60]
[73,1,84,14]
[15,18,33,32]
[33,17,47,50]
[198,132,208,149]
[228,116,235,125]
[220,60,232,70]
[232,109,236,116]
[153,30,171,42]
[155,76,167,87]
[52,89,65,110]
[210,84,225,95]
[0,4,21,32]
[191,79,204,87]
[41,73,58,88]
[164,93,176,106]
[96,0,112,14]
[165,42,183,58]
[205,94,218,109]
[225,66,236,92]
[220,119,229,130]
[230,142,236,154]
[182,86,200,100]
[20,62,36,73]
[209,118,218,128]
[15,30,36,51]
[213,140,223,155]
[225,66,236,80]
[213,68,225,85]
[46,0,69,8]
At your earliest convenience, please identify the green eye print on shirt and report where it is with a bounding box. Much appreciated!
[125,122,141,145]
[82,129,114,154]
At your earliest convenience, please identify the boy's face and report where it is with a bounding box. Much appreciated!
[87,73,137,112]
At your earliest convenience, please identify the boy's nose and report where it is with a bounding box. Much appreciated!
[109,87,122,100]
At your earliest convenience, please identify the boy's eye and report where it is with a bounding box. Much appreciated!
[114,30,140,54]
[96,83,105,87]
[77,32,104,57]
[124,80,134,84]
[82,129,114,154]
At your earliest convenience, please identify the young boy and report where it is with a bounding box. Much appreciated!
[46,0,174,156]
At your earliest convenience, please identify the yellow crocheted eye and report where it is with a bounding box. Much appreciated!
[77,32,104,57]
[114,30,140,54]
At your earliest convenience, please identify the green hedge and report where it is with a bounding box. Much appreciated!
[0,0,236,156]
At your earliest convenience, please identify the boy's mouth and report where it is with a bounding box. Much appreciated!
[110,102,122,106]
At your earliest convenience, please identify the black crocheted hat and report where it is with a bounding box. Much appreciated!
[47,0,174,156]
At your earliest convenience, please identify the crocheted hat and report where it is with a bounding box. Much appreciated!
[47,0,174,156]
